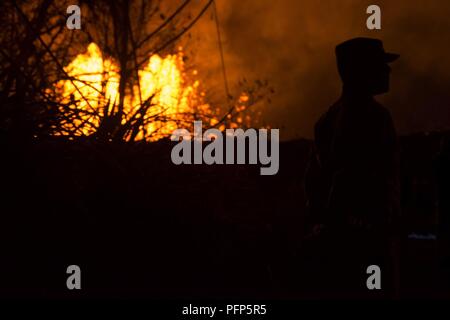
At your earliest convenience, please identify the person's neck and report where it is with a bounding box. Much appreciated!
[341,85,374,103]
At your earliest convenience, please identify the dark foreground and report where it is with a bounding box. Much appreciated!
[1,133,449,299]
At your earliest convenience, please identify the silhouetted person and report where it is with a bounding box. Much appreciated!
[305,38,400,297]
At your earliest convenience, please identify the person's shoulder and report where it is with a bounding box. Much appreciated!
[315,100,342,130]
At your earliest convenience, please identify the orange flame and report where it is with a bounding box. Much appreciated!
[54,43,216,141]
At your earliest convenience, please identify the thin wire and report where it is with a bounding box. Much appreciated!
[135,0,192,51]
[213,0,231,101]
[136,0,214,69]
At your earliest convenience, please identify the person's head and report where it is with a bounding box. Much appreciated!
[336,38,399,96]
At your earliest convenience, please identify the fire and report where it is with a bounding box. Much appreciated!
[55,43,119,136]
[54,43,216,141]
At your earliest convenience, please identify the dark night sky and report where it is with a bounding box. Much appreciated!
[190,0,450,140]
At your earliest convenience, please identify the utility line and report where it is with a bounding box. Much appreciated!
[137,0,214,68]
[135,0,192,51]
[213,0,231,101]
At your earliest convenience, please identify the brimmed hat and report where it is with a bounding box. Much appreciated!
[336,38,399,66]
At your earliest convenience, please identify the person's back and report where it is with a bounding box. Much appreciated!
[315,95,398,228]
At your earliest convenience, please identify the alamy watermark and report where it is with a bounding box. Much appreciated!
[66,5,81,30]
[170,121,279,176]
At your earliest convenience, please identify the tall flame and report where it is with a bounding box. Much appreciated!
[54,43,215,141]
